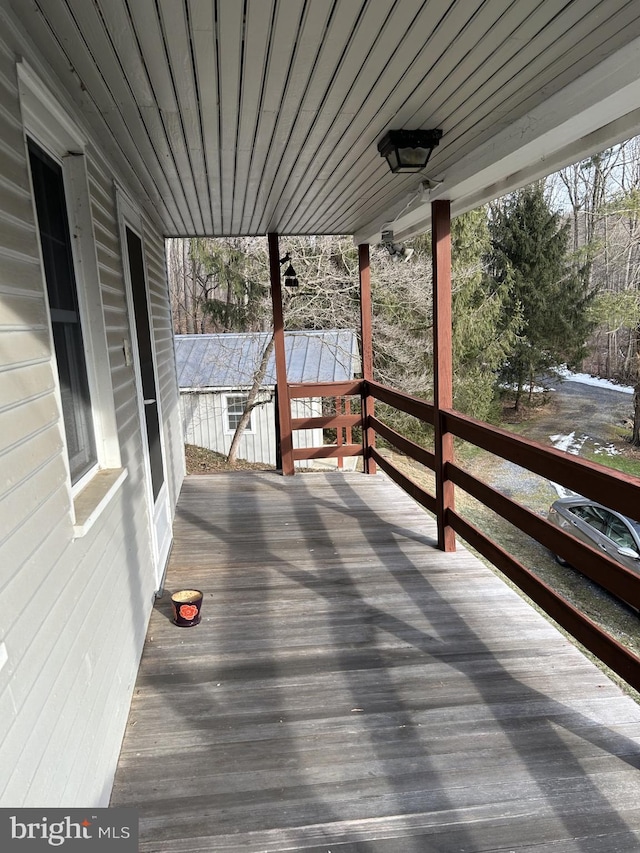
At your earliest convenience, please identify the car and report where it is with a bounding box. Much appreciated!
[547,496,640,574]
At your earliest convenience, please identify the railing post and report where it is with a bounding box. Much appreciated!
[432,200,455,550]
[336,396,344,469]
[359,243,376,474]
[268,233,294,475]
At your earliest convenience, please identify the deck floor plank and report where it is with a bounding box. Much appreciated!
[111,472,640,852]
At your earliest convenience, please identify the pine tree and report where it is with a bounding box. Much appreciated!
[489,183,595,410]
[450,209,520,420]
[407,211,520,421]
[190,237,270,332]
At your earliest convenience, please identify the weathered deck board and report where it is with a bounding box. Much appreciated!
[111,472,640,852]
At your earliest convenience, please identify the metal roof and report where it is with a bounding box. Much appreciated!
[7,1,640,242]
[175,330,359,389]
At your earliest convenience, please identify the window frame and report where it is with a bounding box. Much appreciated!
[225,394,253,434]
[27,138,99,487]
[18,60,123,529]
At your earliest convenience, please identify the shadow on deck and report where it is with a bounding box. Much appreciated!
[111,471,640,852]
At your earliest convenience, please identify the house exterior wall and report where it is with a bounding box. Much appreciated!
[0,16,183,808]
[180,392,322,469]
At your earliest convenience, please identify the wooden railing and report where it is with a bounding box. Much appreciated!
[287,378,640,691]
[288,381,364,463]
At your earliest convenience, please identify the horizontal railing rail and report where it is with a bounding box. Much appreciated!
[291,413,361,431]
[369,415,435,469]
[443,409,640,524]
[288,380,363,398]
[448,463,640,610]
[367,379,435,424]
[370,446,437,514]
[292,444,363,461]
[366,379,640,692]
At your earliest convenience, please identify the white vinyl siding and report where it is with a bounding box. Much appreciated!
[0,23,183,809]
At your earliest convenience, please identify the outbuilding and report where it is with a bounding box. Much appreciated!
[175,330,359,468]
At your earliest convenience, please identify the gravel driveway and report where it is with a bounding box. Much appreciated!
[527,377,633,459]
[486,377,635,507]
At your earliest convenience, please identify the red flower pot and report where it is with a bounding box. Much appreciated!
[171,589,203,627]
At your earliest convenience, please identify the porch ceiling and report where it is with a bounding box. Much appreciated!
[11,0,640,242]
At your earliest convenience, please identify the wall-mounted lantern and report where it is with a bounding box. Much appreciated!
[279,253,299,287]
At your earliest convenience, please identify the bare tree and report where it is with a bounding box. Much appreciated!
[226,335,275,464]
[166,237,218,334]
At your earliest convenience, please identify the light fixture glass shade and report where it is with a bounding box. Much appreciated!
[283,263,298,287]
[378,129,443,173]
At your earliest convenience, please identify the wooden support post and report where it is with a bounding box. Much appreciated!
[359,243,376,474]
[431,201,456,551]
[432,200,455,550]
[268,233,294,475]
[336,397,344,469]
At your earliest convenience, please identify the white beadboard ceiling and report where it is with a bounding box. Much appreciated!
[9,0,640,241]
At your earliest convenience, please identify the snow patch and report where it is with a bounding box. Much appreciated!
[547,432,621,498]
[548,432,587,498]
[554,368,634,395]
[549,431,587,456]
[593,442,622,457]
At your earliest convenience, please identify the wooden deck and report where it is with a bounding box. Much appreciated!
[111,472,640,852]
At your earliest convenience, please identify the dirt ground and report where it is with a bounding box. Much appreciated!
[185,444,275,474]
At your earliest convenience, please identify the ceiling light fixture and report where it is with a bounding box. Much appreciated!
[377,128,443,173]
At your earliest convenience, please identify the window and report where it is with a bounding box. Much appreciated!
[569,504,608,534]
[226,396,251,432]
[28,139,97,484]
[605,516,635,550]
[19,59,124,535]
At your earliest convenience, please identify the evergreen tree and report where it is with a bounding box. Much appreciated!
[450,209,520,420]
[405,211,520,421]
[191,237,270,332]
[489,183,595,410]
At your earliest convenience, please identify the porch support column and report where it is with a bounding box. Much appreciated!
[358,243,376,474]
[432,200,455,551]
[268,233,294,475]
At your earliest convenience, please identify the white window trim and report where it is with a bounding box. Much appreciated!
[225,394,254,434]
[18,60,124,533]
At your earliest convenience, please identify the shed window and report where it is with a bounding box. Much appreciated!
[28,139,97,484]
[226,395,251,432]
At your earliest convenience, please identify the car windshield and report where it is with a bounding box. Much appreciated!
[626,516,640,541]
